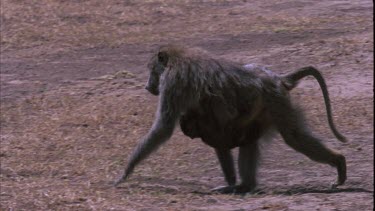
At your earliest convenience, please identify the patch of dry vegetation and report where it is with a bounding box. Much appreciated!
[1,68,373,209]
[0,69,225,209]
[2,0,369,56]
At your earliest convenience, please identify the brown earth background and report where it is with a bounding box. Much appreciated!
[0,0,373,210]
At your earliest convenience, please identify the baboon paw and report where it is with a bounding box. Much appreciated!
[330,180,344,189]
[211,186,234,194]
[211,185,255,194]
[330,182,339,189]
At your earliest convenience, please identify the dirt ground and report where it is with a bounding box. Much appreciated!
[0,0,373,210]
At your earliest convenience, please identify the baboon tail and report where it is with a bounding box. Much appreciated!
[283,66,348,143]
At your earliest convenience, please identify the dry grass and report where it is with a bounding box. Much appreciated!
[2,0,368,56]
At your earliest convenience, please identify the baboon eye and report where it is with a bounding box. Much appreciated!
[158,52,169,67]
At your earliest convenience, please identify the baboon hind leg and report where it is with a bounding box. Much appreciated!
[264,91,346,187]
[237,140,259,193]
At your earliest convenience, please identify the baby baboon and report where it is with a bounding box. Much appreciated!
[115,45,347,194]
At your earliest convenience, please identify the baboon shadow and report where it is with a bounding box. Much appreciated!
[271,187,373,196]
[112,177,373,196]
[190,187,374,196]
[113,176,212,194]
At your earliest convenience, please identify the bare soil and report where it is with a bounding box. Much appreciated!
[0,0,373,210]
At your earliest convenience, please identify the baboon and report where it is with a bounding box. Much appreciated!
[115,45,347,194]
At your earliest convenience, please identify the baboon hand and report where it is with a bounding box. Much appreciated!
[114,171,130,187]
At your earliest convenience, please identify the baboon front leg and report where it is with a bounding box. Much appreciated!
[114,96,178,186]
[211,149,236,192]
[215,149,236,186]
[264,89,346,187]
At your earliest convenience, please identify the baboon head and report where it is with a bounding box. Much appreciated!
[145,51,169,96]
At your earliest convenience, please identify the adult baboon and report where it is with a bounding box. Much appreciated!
[115,45,347,194]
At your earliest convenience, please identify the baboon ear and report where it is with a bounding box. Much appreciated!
[158,51,169,67]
